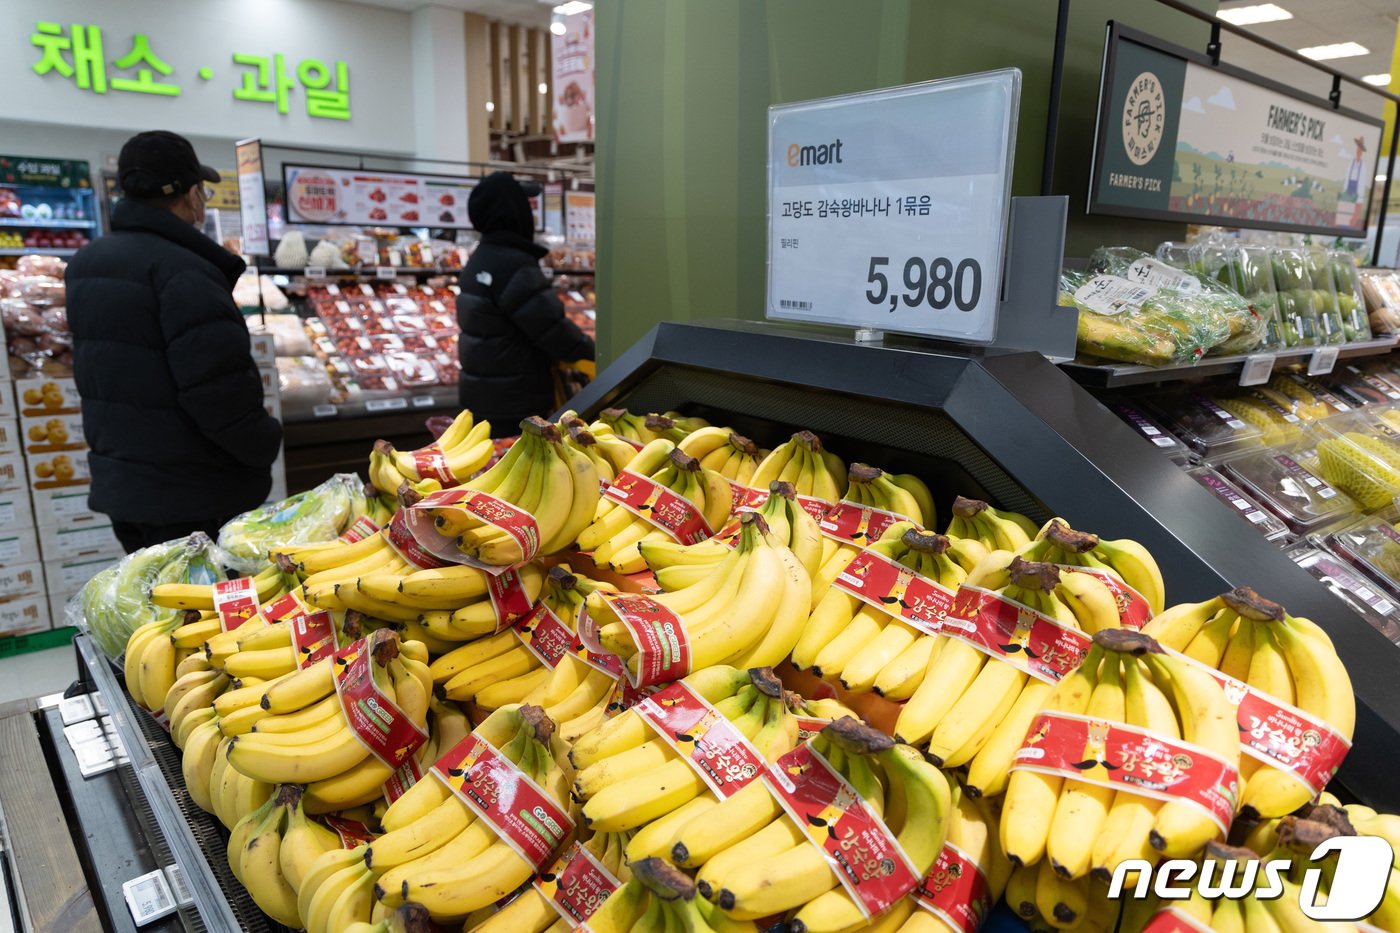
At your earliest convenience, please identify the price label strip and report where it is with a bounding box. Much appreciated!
[212,577,260,633]
[765,742,921,921]
[412,444,459,487]
[431,733,574,872]
[339,516,381,543]
[634,681,768,799]
[533,841,621,927]
[402,488,542,574]
[321,814,378,848]
[939,586,1093,683]
[1010,711,1239,838]
[291,610,340,670]
[833,548,954,636]
[331,631,429,772]
[580,591,690,689]
[913,841,994,933]
[603,470,714,545]
[819,500,919,546]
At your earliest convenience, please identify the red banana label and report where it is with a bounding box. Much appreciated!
[1172,650,1351,798]
[819,500,917,547]
[913,841,993,933]
[431,733,573,871]
[385,509,453,570]
[1141,908,1215,933]
[332,632,429,770]
[941,586,1093,683]
[339,515,381,543]
[588,591,691,688]
[834,548,954,636]
[321,815,377,848]
[765,742,920,921]
[260,592,305,623]
[488,568,535,633]
[1056,565,1152,630]
[384,755,424,803]
[533,841,620,926]
[604,470,714,545]
[571,605,628,682]
[412,444,458,487]
[730,482,767,514]
[512,603,571,670]
[1010,711,1240,836]
[406,487,542,571]
[603,677,662,716]
[291,610,339,669]
[634,681,767,799]
[213,577,260,633]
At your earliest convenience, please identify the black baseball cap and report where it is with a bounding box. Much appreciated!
[118,130,220,198]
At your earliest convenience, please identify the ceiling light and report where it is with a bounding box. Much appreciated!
[485,101,495,112]
[1364,73,1392,85]
[1298,42,1369,60]
[1217,3,1292,25]
[553,1,593,14]
[538,82,549,95]
[550,14,566,35]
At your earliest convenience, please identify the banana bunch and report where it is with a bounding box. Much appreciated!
[123,614,204,715]
[640,480,825,590]
[677,426,767,491]
[1002,630,1241,883]
[424,563,596,709]
[424,416,600,565]
[588,512,811,676]
[527,565,623,740]
[945,495,1036,551]
[588,857,759,933]
[791,522,984,694]
[575,441,731,574]
[1143,586,1354,820]
[149,563,286,611]
[298,704,573,926]
[569,668,793,844]
[226,784,342,927]
[87,533,222,659]
[182,717,275,828]
[408,696,472,772]
[895,556,1121,766]
[356,559,545,638]
[223,631,433,814]
[367,410,494,496]
[596,407,709,446]
[749,431,849,593]
[464,832,635,933]
[1019,519,1166,616]
[698,717,952,931]
[560,410,643,476]
[845,462,937,528]
[161,663,231,739]
[1004,860,1120,933]
[219,473,378,572]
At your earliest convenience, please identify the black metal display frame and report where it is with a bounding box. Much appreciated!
[565,319,1400,811]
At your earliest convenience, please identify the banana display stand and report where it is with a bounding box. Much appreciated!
[0,318,1394,932]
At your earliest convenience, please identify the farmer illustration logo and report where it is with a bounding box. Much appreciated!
[1123,71,1166,166]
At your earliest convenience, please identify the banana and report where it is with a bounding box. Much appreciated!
[238,785,303,927]
[1142,595,1228,651]
[279,796,342,893]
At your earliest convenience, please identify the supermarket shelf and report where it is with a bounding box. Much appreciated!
[0,246,79,256]
[0,218,96,229]
[253,265,459,279]
[546,267,595,275]
[1060,334,1399,388]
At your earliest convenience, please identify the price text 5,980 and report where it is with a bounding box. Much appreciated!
[865,256,982,312]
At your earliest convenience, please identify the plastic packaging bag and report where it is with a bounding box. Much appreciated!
[1270,246,1323,346]
[1303,246,1346,346]
[1184,241,1287,348]
[217,473,371,572]
[72,533,222,659]
[1329,250,1372,342]
[1060,268,1231,366]
[1360,269,1400,335]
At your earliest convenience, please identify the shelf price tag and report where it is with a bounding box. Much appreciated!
[376,266,396,280]
[766,70,1020,345]
[411,395,436,408]
[304,265,327,280]
[312,404,338,418]
[365,397,408,412]
[1238,353,1274,386]
[1308,346,1340,376]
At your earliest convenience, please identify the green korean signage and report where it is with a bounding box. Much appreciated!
[0,155,92,188]
[28,22,351,121]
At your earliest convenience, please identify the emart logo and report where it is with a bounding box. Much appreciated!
[1108,836,1394,921]
[786,138,844,167]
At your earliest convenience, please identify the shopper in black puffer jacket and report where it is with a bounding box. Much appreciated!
[457,172,594,438]
[67,131,283,552]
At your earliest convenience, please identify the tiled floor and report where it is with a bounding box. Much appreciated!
[0,642,78,705]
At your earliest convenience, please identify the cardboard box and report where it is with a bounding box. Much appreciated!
[0,526,41,566]
[16,377,80,417]
[46,555,116,601]
[0,453,23,492]
[18,413,85,455]
[0,595,50,637]
[263,392,283,421]
[31,488,101,528]
[258,366,277,396]
[0,382,16,421]
[250,334,276,368]
[48,591,74,631]
[25,449,91,491]
[38,522,122,562]
[0,490,34,531]
[0,561,45,603]
[0,419,20,456]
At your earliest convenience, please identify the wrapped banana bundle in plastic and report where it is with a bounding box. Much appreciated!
[1059,268,1235,367]
[217,473,385,572]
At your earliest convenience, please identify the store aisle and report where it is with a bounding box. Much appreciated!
[0,645,76,706]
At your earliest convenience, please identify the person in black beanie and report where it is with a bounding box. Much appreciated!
[66,130,283,552]
[457,172,594,438]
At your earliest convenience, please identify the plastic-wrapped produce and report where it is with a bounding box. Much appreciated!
[1060,270,1231,366]
[1303,246,1346,345]
[1211,389,1305,447]
[1288,545,1400,644]
[1094,245,1265,355]
[1360,268,1400,335]
[1270,246,1323,346]
[217,473,371,572]
[1148,390,1265,457]
[1185,464,1290,541]
[1184,241,1286,348]
[250,313,313,357]
[1310,413,1400,510]
[1267,373,1357,420]
[275,356,335,413]
[73,533,222,659]
[1325,518,1400,609]
[1220,447,1359,534]
[1329,250,1372,342]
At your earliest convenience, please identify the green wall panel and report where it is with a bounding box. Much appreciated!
[595,0,1217,364]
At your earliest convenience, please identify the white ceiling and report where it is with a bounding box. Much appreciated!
[1216,0,1397,120]
[348,0,550,27]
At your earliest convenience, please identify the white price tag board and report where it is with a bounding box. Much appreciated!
[376,266,396,280]
[411,395,436,408]
[767,70,1020,344]
[312,404,338,418]
[1308,345,1340,376]
[366,397,408,412]
[304,265,327,280]
[1239,353,1275,386]
[123,870,177,926]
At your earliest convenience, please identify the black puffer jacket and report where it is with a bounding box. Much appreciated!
[66,200,283,523]
[457,173,594,437]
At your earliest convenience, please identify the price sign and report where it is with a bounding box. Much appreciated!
[376,267,396,280]
[304,266,327,280]
[767,70,1020,344]
[312,404,338,418]
[366,397,408,412]
[1239,353,1275,387]
[1308,346,1340,376]
[412,395,436,408]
